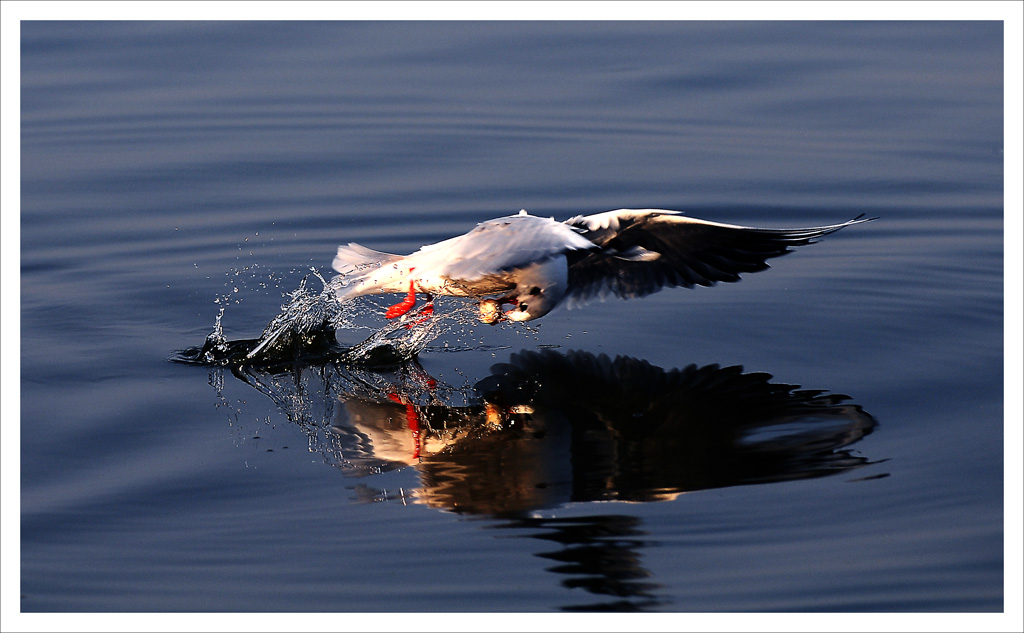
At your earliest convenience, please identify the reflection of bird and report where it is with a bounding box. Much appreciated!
[327,349,879,515]
[332,209,874,323]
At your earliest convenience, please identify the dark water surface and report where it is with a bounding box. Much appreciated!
[14,19,1012,619]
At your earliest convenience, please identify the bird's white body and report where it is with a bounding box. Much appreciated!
[331,209,873,323]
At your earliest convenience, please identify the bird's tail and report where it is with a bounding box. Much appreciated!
[333,242,400,274]
[332,243,401,302]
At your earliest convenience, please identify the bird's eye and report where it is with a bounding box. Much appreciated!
[529,286,541,296]
[518,303,528,311]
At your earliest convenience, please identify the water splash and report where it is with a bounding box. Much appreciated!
[339,299,481,364]
[245,269,351,359]
[175,267,523,367]
[196,306,229,363]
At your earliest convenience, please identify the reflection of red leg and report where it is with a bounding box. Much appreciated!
[386,280,418,318]
[405,404,421,459]
[387,393,421,460]
[408,362,438,391]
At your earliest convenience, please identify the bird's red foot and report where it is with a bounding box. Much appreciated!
[386,280,419,318]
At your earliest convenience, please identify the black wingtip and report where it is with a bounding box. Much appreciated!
[849,213,880,223]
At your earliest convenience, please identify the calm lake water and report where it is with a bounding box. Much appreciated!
[16,19,1009,619]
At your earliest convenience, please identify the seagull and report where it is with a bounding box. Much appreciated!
[331,209,874,324]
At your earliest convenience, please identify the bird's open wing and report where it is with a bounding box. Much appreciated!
[408,211,596,282]
[563,209,874,302]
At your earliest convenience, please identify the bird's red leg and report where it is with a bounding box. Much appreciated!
[385,280,419,319]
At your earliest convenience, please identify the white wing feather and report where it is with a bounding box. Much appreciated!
[402,212,595,282]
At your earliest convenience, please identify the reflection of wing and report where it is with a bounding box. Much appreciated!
[474,349,878,498]
[564,210,873,302]
[491,514,665,612]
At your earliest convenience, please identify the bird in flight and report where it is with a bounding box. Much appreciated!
[331,209,874,324]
